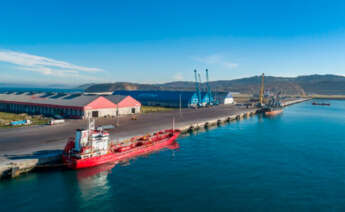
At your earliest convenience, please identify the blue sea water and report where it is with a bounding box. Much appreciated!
[1,100,345,211]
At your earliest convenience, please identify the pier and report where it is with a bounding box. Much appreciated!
[0,98,310,179]
[281,98,311,106]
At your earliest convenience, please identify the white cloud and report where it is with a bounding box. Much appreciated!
[194,54,238,69]
[173,72,184,81]
[0,49,103,78]
[21,66,79,77]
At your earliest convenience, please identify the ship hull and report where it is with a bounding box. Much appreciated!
[63,130,180,169]
[264,109,283,116]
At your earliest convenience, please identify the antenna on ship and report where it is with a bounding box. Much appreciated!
[87,112,95,132]
[87,112,91,130]
[89,117,95,131]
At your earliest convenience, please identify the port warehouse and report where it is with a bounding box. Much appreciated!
[0,92,141,119]
[114,90,234,108]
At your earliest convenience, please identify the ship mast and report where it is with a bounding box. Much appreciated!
[89,117,95,131]
[87,113,96,153]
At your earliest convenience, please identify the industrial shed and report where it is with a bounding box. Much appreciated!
[104,95,141,115]
[114,90,228,108]
[0,92,141,119]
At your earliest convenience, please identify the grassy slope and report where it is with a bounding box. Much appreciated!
[0,112,49,128]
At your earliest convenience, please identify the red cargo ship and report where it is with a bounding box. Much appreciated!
[264,108,283,116]
[265,109,283,116]
[263,91,283,116]
[62,120,180,169]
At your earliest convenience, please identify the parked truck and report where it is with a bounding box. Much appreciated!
[10,119,31,126]
[49,119,65,125]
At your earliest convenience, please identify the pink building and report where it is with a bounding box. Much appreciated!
[0,92,141,119]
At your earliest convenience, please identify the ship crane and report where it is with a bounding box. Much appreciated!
[273,91,282,107]
[259,73,265,107]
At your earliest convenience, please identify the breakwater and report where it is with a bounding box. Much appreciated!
[281,98,311,106]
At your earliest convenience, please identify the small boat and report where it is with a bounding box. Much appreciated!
[62,120,181,169]
[312,102,330,106]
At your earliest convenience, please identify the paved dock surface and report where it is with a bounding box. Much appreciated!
[0,104,256,155]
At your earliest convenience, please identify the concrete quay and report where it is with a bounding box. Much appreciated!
[281,98,311,106]
[0,98,309,179]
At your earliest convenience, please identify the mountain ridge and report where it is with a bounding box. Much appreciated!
[83,74,345,95]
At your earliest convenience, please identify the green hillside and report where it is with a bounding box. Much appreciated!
[84,74,345,95]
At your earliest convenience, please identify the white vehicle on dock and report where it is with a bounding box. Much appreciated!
[49,119,65,125]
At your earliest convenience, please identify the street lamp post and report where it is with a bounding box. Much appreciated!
[116,104,119,126]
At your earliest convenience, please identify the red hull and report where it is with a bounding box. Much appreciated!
[265,109,283,116]
[63,130,180,169]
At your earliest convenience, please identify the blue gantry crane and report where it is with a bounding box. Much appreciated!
[205,69,213,105]
[202,69,217,106]
[189,69,201,108]
[198,72,207,106]
[189,69,218,108]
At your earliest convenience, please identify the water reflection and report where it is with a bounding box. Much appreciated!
[167,142,180,150]
[74,141,180,204]
[76,163,115,201]
[77,163,116,180]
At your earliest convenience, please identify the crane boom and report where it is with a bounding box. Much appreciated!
[194,69,201,105]
[198,72,202,104]
[259,73,264,105]
[205,69,212,105]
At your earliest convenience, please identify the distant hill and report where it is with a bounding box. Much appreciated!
[83,74,345,95]
[294,75,345,95]
[76,83,95,90]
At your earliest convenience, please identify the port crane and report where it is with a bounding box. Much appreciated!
[189,69,202,108]
[190,69,217,108]
[259,73,265,107]
[198,72,204,106]
[205,69,216,106]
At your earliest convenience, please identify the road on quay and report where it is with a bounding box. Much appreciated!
[0,105,257,155]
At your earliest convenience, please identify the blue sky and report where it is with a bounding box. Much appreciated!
[1,0,345,85]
